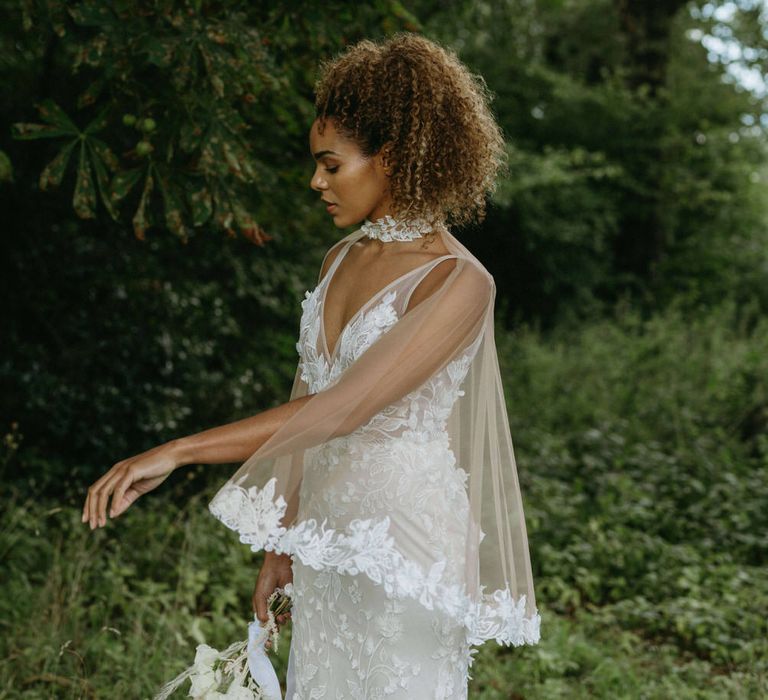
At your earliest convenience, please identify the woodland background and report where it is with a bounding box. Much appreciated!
[1,1,767,697]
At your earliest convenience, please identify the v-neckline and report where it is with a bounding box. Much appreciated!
[317,232,456,364]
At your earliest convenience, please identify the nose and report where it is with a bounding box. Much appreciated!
[310,168,328,192]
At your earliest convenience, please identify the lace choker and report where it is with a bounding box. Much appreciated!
[361,215,433,242]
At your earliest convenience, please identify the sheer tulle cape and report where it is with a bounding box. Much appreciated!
[209,226,541,647]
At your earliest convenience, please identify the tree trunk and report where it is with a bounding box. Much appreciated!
[613,0,687,283]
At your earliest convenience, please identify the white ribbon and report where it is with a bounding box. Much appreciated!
[247,614,282,700]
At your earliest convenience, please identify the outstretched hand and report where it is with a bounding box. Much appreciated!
[81,441,180,529]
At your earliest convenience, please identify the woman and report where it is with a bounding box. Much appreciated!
[83,32,541,699]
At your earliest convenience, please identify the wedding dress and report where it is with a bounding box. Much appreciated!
[209,215,541,699]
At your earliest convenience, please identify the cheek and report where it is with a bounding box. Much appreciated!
[338,164,382,200]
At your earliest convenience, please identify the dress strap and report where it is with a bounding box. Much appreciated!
[400,255,459,311]
[318,236,357,286]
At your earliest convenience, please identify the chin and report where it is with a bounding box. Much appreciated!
[334,213,365,229]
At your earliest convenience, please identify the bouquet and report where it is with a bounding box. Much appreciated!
[154,584,293,700]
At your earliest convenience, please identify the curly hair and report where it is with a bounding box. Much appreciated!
[313,32,506,232]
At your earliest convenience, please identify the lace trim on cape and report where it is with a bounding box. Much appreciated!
[209,478,542,648]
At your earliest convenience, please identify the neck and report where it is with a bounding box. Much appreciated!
[361,214,434,243]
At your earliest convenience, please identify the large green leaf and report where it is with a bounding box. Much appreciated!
[156,169,187,240]
[109,167,144,206]
[77,77,107,109]
[188,183,213,226]
[35,99,80,130]
[89,137,119,172]
[88,143,118,220]
[132,170,155,240]
[39,140,77,191]
[11,123,78,140]
[73,141,97,219]
[12,99,79,140]
[83,105,111,135]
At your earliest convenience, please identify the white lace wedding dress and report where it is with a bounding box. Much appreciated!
[283,225,479,699]
[209,216,541,699]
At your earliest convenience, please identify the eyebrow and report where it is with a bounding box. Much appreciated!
[313,149,339,160]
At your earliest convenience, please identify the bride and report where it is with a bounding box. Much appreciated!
[82,32,540,699]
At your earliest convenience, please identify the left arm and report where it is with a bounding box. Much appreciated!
[81,392,314,530]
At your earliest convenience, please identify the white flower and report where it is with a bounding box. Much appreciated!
[192,644,219,671]
[187,643,223,697]
[221,682,257,699]
[188,666,221,698]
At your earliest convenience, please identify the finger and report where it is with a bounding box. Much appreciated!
[110,470,136,517]
[89,485,99,530]
[86,465,120,529]
[97,486,109,527]
[96,470,124,527]
[90,478,112,529]
[82,491,90,523]
[111,482,141,518]
[255,585,272,624]
[255,594,266,623]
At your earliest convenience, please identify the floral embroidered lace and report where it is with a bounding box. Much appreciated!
[360,214,433,242]
[208,221,541,698]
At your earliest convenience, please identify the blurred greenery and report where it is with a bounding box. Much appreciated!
[2,0,767,697]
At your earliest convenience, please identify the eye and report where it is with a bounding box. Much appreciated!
[325,166,339,174]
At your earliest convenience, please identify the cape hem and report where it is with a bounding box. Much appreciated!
[209,477,542,648]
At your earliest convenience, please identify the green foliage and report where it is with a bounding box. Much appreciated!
[0,485,279,698]
[0,210,324,492]
[9,0,421,241]
[421,0,768,324]
[1,0,424,491]
[11,4,278,239]
[2,299,768,696]
[498,296,768,672]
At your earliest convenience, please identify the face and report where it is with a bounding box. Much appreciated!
[309,117,392,228]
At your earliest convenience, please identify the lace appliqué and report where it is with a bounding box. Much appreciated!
[295,287,399,394]
[208,481,542,648]
[361,215,433,242]
[208,476,287,551]
[290,561,426,699]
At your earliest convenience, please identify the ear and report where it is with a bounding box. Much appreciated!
[376,142,396,176]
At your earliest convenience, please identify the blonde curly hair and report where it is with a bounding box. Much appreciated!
[313,32,506,231]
